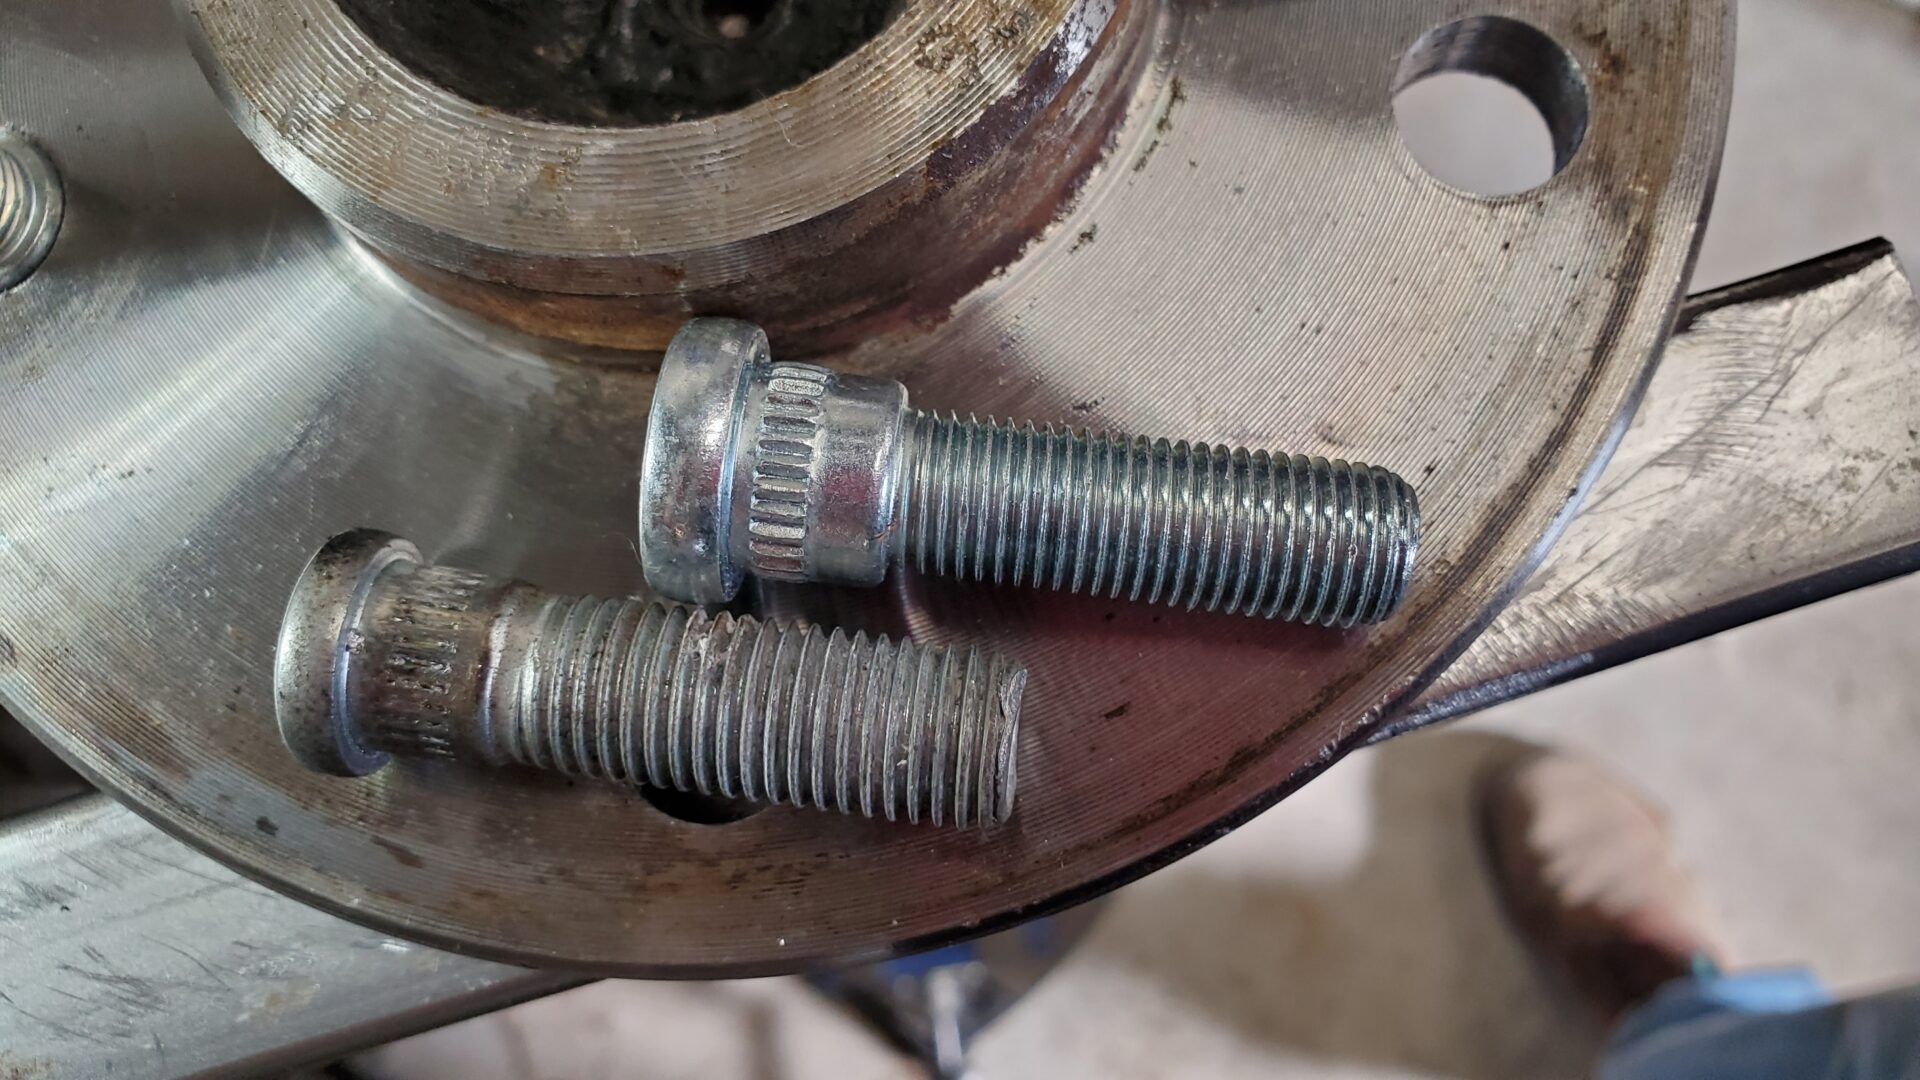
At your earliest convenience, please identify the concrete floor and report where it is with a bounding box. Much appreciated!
[362,1,1920,1076]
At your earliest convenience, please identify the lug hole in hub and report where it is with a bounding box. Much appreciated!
[1391,16,1590,198]
[639,786,766,825]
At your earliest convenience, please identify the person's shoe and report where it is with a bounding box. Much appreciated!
[1477,748,1726,1020]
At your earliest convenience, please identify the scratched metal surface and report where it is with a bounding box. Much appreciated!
[0,795,569,1079]
[0,0,1729,971]
[9,246,1919,1078]
[171,0,1148,355]
[1398,241,1920,730]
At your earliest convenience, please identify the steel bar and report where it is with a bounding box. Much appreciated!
[1386,239,1920,738]
[0,795,572,1079]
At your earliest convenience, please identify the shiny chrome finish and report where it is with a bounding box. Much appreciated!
[643,319,1420,624]
[0,0,1731,971]
[279,530,1024,828]
[640,319,909,605]
[0,130,62,292]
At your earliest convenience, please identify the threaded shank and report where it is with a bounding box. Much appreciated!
[496,598,1023,828]
[0,132,63,292]
[896,412,1420,626]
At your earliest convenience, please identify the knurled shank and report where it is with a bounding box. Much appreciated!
[334,552,1024,827]
[342,559,506,764]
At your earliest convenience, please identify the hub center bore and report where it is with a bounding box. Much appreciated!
[333,0,901,126]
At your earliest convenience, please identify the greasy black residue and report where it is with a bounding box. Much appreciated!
[372,836,427,868]
[1101,702,1131,720]
[336,0,899,125]
[254,816,278,836]
[1131,75,1185,172]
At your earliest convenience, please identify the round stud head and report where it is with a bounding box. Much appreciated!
[640,318,766,604]
[274,529,422,777]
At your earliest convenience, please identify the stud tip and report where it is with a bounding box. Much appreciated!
[1392,479,1422,613]
[987,664,1027,826]
[274,529,418,777]
[1365,473,1422,625]
[639,318,769,605]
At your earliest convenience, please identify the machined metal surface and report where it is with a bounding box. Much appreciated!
[1396,240,1920,733]
[7,245,1918,1079]
[0,0,1729,972]
[641,318,1421,624]
[278,529,1024,827]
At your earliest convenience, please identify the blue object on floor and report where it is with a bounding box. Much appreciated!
[1600,963,1920,1080]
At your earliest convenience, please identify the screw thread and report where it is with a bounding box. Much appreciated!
[896,412,1420,626]
[0,132,64,292]
[496,596,1023,828]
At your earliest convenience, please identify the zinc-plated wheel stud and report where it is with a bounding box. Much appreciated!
[275,530,1025,829]
[0,130,64,292]
[640,319,1422,625]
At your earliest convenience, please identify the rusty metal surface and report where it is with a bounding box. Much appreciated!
[10,244,1918,1078]
[1392,239,1920,733]
[176,0,1153,353]
[0,0,1729,972]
